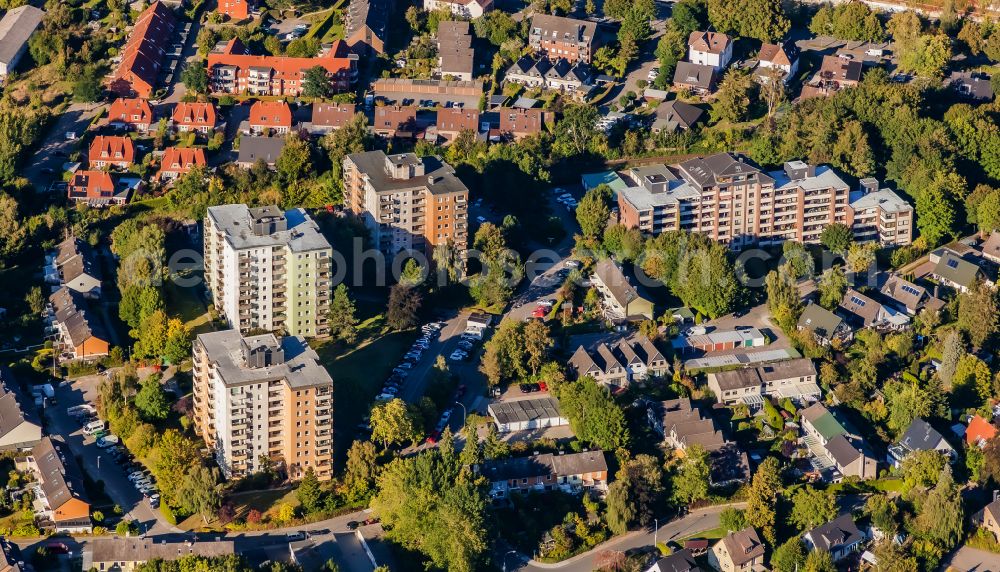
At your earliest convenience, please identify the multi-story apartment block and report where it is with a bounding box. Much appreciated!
[192,330,333,481]
[343,151,469,259]
[848,178,913,246]
[688,31,732,70]
[528,14,597,64]
[617,154,854,248]
[207,38,358,96]
[204,205,332,338]
[218,0,253,19]
[423,0,493,18]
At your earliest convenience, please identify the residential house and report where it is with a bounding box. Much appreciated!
[218,0,253,19]
[568,335,668,387]
[47,288,110,360]
[528,14,597,64]
[235,136,285,169]
[107,2,176,98]
[171,101,216,134]
[67,171,132,206]
[207,38,358,96]
[973,497,1000,543]
[372,105,418,138]
[967,415,997,448]
[673,327,767,355]
[505,55,592,94]
[423,0,493,18]
[19,437,91,533]
[800,403,878,480]
[308,103,356,135]
[802,55,862,98]
[947,71,994,102]
[646,549,701,572]
[838,288,910,330]
[488,397,567,432]
[651,99,703,133]
[931,250,991,293]
[344,0,390,54]
[848,178,914,246]
[982,231,1000,264]
[672,62,716,95]
[688,31,732,70]
[0,370,42,451]
[888,418,956,468]
[708,528,765,572]
[157,147,206,181]
[797,303,852,346]
[0,5,45,76]
[476,450,609,499]
[755,41,798,83]
[83,537,236,572]
[48,237,102,298]
[437,20,474,81]
[436,107,481,141]
[707,358,820,407]
[497,107,544,140]
[591,258,655,321]
[803,515,866,562]
[248,101,292,135]
[89,136,136,169]
[879,274,945,316]
[647,398,726,452]
[108,98,153,132]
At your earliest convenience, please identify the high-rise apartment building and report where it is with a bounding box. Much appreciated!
[848,178,913,246]
[617,153,854,248]
[204,205,332,337]
[192,330,333,480]
[343,151,469,258]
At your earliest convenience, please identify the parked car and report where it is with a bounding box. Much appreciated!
[448,350,467,361]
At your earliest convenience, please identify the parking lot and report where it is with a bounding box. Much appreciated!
[371,91,482,109]
[47,374,177,535]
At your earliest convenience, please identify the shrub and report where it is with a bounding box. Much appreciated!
[159,504,177,525]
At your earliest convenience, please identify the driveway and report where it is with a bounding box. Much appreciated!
[25,103,103,193]
[46,376,180,535]
[159,16,202,105]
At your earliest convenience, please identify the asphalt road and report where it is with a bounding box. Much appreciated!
[25,103,103,193]
[511,503,742,572]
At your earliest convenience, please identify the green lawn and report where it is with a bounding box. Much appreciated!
[678,526,728,542]
[163,270,213,335]
[310,296,418,459]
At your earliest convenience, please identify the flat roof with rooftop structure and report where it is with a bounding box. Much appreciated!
[84,537,236,570]
[581,171,629,195]
[195,330,333,390]
[206,204,331,253]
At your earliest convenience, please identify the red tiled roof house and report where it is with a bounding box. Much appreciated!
[108,98,153,132]
[207,38,358,96]
[248,101,293,135]
[172,101,217,133]
[67,171,131,206]
[157,147,207,181]
[89,136,136,169]
[218,0,253,20]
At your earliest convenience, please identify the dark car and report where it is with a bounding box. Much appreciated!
[45,543,70,555]
[346,521,359,530]
[519,384,532,393]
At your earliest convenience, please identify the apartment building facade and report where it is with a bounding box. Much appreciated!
[192,330,333,481]
[343,151,469,259]
[617,154,854,248]
[528,14,596,63]
[207,38,358,96]
[204,205,332,338]
[848,178,913,246]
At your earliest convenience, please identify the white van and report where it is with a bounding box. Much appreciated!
[84,420,105,435]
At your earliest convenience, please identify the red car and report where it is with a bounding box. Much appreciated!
[538,382,548,392]
[531,307,547,318]
[45,543,69,555]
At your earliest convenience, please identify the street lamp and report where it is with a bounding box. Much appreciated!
[502,549,518,572]
[454,401,467,426]
[653,517,658,549]
[96,455,100,470]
